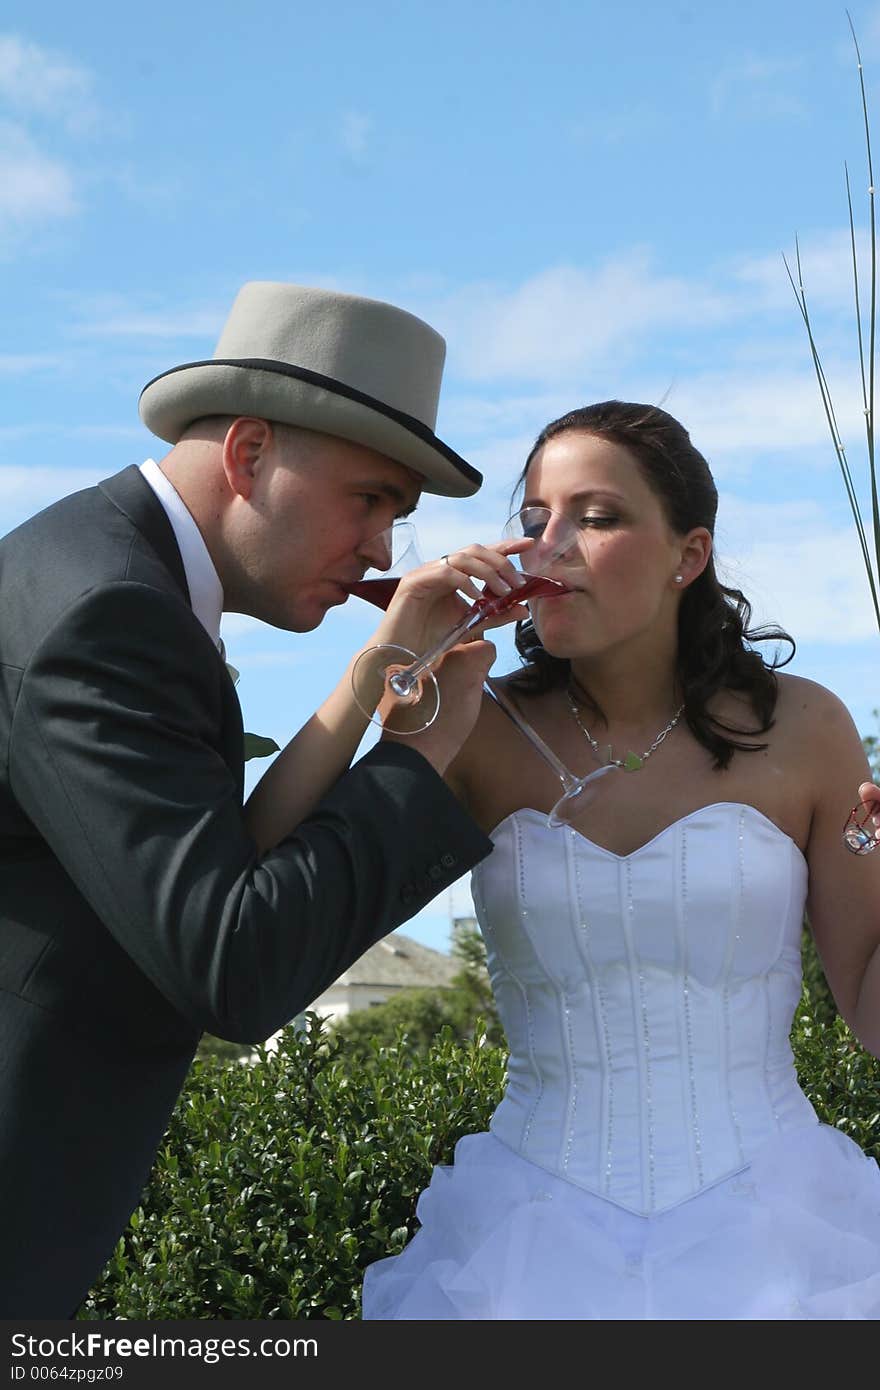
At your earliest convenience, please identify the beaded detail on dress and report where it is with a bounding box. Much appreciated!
[470,802,817,1215]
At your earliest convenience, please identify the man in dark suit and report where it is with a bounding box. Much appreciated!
[0,282,510,1316]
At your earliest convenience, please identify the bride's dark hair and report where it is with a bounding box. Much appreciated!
[509,401,794,770]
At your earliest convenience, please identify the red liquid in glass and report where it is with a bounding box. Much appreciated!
[474,573,569,617]
[344,572,568,615]
[343,577,401,610]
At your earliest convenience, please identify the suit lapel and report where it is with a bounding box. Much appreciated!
[97,465,244,792]
[98,466,191,606]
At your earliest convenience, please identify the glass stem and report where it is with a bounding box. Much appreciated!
[389,609,483,695]
[481,678,578,793]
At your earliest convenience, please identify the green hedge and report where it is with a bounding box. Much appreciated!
[80,968,879,1320]
[80,1019,506,1320]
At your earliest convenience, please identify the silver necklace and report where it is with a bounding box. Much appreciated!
[566,691,685,772]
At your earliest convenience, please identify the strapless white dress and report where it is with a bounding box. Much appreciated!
[362,803,880,1319]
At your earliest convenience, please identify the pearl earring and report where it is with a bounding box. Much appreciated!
[674,574,683,584]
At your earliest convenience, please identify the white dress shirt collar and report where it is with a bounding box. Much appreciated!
[139,459,224,649]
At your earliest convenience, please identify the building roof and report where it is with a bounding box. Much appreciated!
[334,931,459,989]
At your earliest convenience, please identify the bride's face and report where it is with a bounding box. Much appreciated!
[521,430,695,660]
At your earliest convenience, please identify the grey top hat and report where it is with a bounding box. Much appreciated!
[138,281,481,498]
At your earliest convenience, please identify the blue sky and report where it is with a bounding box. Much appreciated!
[2,0,879,955]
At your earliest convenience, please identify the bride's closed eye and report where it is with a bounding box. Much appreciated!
[579,513,618,528]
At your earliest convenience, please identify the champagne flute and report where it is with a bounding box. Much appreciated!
[346,509,620,820]
[483,678,617,827]
[843,800,880,854]
[349,507,590,735]
[342,520,424,609]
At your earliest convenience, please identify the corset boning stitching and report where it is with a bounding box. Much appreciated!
[473,804,818,1216]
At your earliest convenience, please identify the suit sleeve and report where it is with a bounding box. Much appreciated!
[8,582,493,1042]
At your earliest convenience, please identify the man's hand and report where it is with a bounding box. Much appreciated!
[379,638,496,776]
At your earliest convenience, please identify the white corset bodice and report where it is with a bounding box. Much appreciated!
[471,801,818,1216]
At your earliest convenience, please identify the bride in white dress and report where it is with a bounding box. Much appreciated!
[361,400,880,1320]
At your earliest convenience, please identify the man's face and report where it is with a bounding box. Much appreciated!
[233,426,423,631]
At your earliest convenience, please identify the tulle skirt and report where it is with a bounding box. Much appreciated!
[362,1125,880,1319]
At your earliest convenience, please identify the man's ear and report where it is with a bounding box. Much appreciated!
[220,418,273,500]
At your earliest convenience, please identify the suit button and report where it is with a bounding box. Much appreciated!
[440,852,456,868]
[428,864,443,881]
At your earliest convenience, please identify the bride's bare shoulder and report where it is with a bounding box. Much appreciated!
[714,671,852,735]
[772,671,858,736]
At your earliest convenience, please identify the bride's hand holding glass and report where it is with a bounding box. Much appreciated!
[375,541,534,646]
[845,781,880,854]
[344,522,532,725]
[344,521,531,632]
[349,506,592,737]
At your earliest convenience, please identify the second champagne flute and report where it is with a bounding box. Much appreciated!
[343,520,424,609]
[482,678,618,826]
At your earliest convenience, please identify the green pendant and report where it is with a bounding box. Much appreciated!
[622,751,644,772]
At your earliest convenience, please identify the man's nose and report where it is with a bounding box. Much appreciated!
[359,525,394,572]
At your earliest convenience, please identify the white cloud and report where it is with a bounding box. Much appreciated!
[441,366,852,486]
[0,353,63,373]
[439,391,575,443]
[415,241,880,484]
[836,9,880,64]
[0,34,95,131]
[662,365,865,459]
[0,464,105,535]
[439,364,865,490]
[0,36,109,251]
[569,105,657,147]
[463,433,541,497]
[107,162,182,211]
[340,110,371,163]
[710,53,807,120]
[0,464,103,500]
[408,230,880,451]
[71,307,224,340]
[29,246,877,506]
[717,494,878,642]
[736,228,873,316]
[409,234,872,399]
[435,256,731,385]
[0,121,76,232]
[0,424,143,443]
[69,425,144,440]
[0,426,50,442]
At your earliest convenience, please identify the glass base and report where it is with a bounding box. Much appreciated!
[548,764,618,828]
[843,824,880,855]
[351,643,440,735]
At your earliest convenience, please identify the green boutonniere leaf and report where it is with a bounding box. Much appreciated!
[243,732,280,762]
[224,650,278,761]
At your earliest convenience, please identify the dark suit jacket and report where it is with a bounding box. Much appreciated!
[0,465,492,1316]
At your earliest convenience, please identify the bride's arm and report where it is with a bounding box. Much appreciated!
[242,650,370,855]
[804,687,880,1058]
